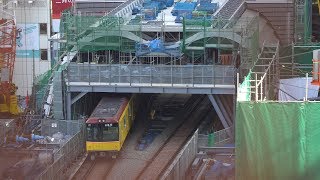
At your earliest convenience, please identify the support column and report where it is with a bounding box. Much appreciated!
[66,91,72,120]
[207,94,233,138]
[212,95,232,126]
[71,92,87,105]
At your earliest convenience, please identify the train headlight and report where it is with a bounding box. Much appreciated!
[105,123,112,127]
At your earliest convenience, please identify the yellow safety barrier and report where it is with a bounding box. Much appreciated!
[9,95,20,115]
[0,94,9,113]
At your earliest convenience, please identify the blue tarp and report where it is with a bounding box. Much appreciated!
[172,2,197,16]
[196,2,218,14]
[149,39,165,52]
[135,40,181,57]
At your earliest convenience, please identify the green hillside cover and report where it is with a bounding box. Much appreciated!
[236,102,320,180]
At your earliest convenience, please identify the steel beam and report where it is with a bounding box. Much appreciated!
[220,95,233,120]
[68,85,235,94]
[207,94,232,138]
[71,92,87,105]
[214,95,232,126]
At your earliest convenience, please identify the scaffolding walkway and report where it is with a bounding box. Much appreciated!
[66,64,235,94]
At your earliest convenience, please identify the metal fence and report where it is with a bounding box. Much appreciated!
[38,120,85,180]
[0,119,15,146]
[67,64,235,86]
[198,127,232,147]
[160,129,198,180]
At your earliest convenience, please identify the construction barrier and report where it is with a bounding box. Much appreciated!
[236,102,320,179]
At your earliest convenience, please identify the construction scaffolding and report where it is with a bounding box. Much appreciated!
[59,7,259,69]
[0,1,19,115]
[295,0,312,44]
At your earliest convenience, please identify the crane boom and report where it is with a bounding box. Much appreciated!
[0,2,19,115]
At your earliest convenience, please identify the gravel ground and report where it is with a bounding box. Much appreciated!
[106,108,186,180]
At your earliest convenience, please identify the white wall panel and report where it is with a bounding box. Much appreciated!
[40,35,48,49]
[14,58,51,96]
[11,1,51,96]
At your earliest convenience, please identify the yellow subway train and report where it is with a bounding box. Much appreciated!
[86,94,138,159]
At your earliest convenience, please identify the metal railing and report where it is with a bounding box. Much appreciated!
[0,119,14,146]
[198,127,232,147]
[160,129,199,180]
[67,64,235,87]
[38,120,85,180]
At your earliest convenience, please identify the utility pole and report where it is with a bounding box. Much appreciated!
[32,49,36,111]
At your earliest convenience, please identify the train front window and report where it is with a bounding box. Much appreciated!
[86,123,119,142]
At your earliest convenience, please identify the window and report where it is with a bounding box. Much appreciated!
[86,123,119,142]
[41,49,48,60]
[40,23,47,34]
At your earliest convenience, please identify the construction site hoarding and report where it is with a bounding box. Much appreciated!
[236,101,320,180]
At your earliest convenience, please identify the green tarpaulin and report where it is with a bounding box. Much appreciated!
[236,102,320,180]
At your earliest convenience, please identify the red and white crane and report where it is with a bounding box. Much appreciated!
[0,1,19,115]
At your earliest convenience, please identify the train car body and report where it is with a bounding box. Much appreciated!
[86,95,138,155]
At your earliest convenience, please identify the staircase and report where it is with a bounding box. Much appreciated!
[52,70,65,120]
[249,41,280,101]
[216,0,244,20]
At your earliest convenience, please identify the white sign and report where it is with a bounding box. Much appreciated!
[16,24,39,51]
[16,24,40,58]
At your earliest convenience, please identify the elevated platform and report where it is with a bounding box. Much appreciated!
[66,64,235,94]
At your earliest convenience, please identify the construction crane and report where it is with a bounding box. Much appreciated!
[318,0,320,15]
[0,1,19,116]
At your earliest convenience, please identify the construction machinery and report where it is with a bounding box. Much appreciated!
[0,1,19,116]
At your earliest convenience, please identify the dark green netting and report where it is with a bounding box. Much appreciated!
[34,70,52,112]
[236,102,320,180]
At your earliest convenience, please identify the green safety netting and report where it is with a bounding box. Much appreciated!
[34,70,52,111]
[236,102,320,180]
[237,71,251,101]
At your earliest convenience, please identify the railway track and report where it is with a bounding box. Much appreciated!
[71,155,116,180]
[70,94,153,180]
[71,94,209,180]
[137,96,210,180]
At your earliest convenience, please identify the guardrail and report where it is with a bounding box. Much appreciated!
[160,129,199,180]
[38,120,85,180]
[0,119,14,146]
[67,64,235,86]
[198,127,232,147]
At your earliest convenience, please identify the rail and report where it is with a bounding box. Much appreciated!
[137,96,210,179]
[38,120,85,180]
[160,129,199,180]
[225,1,247,28]
[107,0,143,16]
[198,127,232,148]
[237,41,280,101]
[67,64,235,86]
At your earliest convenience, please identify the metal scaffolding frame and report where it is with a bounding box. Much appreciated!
[55,3,261,120]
